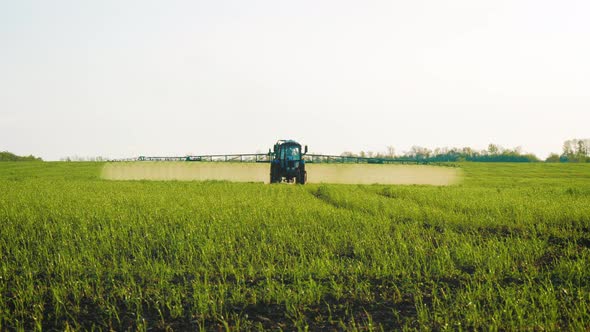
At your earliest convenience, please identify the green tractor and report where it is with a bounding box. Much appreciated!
[269,140,308,184]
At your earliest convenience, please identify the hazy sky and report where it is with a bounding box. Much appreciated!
[1,0,589,160]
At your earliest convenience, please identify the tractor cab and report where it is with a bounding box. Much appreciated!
[269,140,308,184]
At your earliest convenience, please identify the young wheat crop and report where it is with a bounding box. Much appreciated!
[0,162,589,330]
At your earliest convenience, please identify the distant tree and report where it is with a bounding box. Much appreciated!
[546,153,561,163]
[407,146,430,159]
[461,147,474,157]
[488,144,501,155]
[433,148,441,156]
[562,140,575,159]
[577,140,587,158]
[341,151,357,157]
[386,146,396,158]
[561,138,590,162]
[0,151,42,161]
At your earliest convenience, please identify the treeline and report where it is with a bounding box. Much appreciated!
[342,144,539,162]
[0,151,43,161]
[546,139,590,163]
[59,156,109,162]
[344,139,590,163]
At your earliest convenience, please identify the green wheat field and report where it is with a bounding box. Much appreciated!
[1,162,589,331]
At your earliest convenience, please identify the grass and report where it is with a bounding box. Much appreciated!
[0,162,589,330]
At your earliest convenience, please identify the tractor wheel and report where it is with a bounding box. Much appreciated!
[270,164,280,183]
[296,170,307,185]
[270,165,276,183]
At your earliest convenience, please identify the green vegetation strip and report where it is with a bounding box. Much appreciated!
[0,162,589,330]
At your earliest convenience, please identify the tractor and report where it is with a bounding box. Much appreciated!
[269,140,308,184]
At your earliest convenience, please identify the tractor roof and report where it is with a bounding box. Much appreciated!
[276,139,301,146]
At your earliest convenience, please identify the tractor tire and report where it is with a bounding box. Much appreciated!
[270,164,280,183]
[296,169,307,185]
[269,166,275,183]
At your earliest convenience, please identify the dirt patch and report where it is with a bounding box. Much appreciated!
[102,162,461,185]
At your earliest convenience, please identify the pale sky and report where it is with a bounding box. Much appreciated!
[1,0,589,160]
